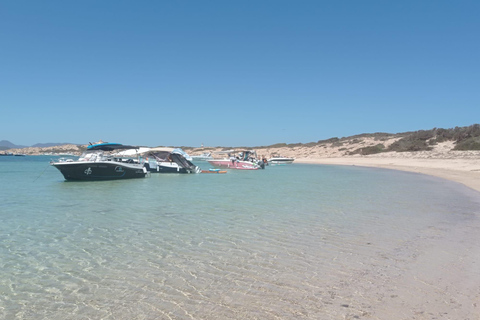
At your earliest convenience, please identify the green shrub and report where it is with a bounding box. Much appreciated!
[349,138,363,144]
[258,124,480,151]
[349,144,385,155]
[387,130,435,152]
[303,142,317,147]
[317,137,339,144]
[332,141,344,147]
[387,139,433,152]
[430,124,480,145]
[453,137,480,150]
[268,143,288,148]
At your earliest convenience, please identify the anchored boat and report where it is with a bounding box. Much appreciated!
[208,150,265,170]
[50,142,148,181]
[191,152,213,161]
[142,147,200,174]
[267,154,295,165]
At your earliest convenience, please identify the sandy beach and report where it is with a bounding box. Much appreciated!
[8,138,480,193]
[296,157,480,193]
[187,139,480,193]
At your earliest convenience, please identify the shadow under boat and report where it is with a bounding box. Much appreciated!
[142,147,200,174]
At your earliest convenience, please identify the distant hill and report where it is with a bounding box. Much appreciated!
[0,140,27,149]
[0,140,76,150]
[31,142,73,148]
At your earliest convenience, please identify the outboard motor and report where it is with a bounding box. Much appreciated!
[258,160,265,169]
[143,162,152,172]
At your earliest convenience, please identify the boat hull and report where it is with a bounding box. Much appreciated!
[208,159,260,170]
[268,158,295,165]
[191,156,213,161]
[51,161,147,181]
[145,162,190,173]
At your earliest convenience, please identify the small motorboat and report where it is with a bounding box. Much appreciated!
[208,150,265,170]
[142,147,200,174]
[50,142,148,181]
[267,154,295,165]
[191,152,213,161]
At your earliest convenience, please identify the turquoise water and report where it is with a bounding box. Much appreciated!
[1,156,480,319]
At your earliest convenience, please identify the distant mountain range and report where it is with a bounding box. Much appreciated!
[0,140,76,150]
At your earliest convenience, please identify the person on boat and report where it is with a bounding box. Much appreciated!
[229,153,237,164]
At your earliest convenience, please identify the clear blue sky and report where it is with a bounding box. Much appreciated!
[1,1,479,147]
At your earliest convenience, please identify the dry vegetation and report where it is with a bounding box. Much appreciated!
[6,125,480,159]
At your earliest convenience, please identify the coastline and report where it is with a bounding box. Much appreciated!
[3,142,480,318]
[295,157,480,193]
[6,139,480,193]
[249,139,480,194]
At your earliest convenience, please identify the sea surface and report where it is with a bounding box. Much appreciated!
[1,156,479,320]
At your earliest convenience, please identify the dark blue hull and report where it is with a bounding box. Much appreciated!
[52,161,147,181]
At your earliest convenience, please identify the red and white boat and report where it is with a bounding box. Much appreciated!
[208,150,265,170]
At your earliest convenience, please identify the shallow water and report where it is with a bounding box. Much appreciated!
[1,156,479,319]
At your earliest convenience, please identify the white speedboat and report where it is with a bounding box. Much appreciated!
[208,150,265,170]
[191,152,213,161]
[267,155,295,165]
[143,147,200,173]
[50,143,148,181]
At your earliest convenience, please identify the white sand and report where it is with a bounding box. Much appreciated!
[253,140,480,193]
[11,139,480,192]
[296,157,480,193]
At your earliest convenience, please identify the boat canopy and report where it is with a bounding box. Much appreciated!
[87,143,139,151]
[172,148,192,161]
[114,147,150,156]
[148,147,175,153]
[141,147,193,161]
[212,149,258,161]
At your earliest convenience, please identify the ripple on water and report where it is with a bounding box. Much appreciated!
[0,159,479,319]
